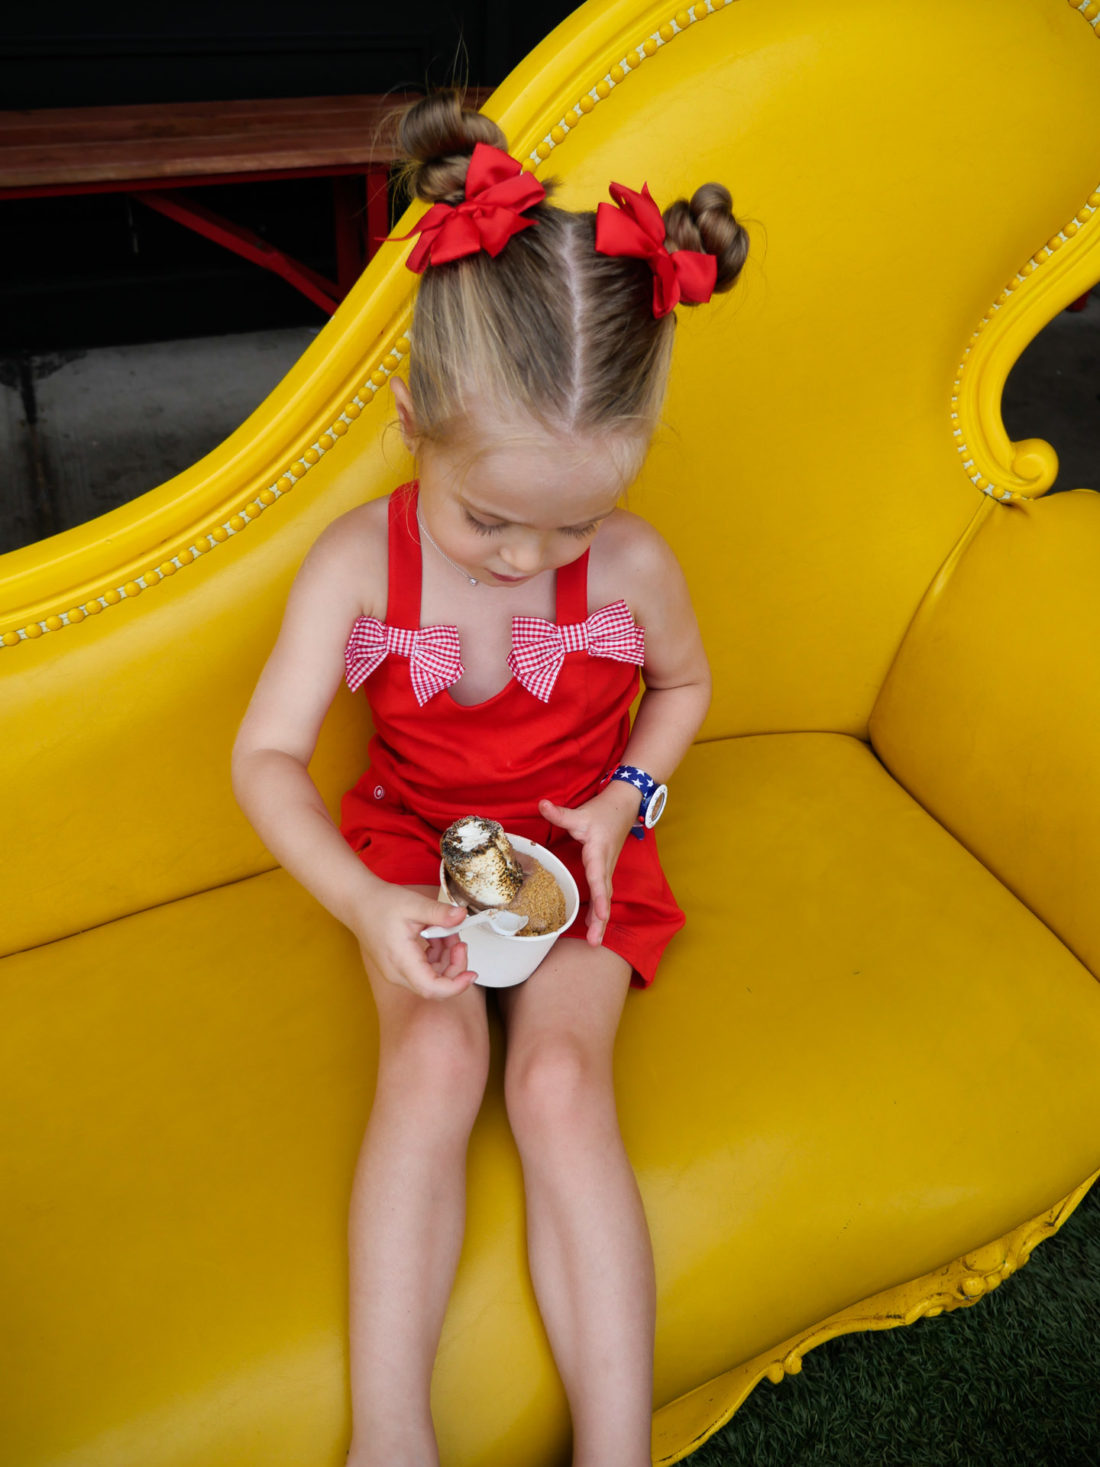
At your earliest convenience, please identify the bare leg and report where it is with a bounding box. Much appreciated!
[500,942,655,1467]
[346,888,491,1467]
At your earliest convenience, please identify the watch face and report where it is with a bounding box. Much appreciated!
[644,784,668,828]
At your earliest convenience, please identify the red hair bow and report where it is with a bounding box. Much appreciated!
[595,181,717,318]
[391,142,546,272]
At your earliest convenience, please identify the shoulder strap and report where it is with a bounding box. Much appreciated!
[555,548,590,624]
[386,482,422,627]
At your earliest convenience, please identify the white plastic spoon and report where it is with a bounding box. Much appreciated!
[420,908,529,940]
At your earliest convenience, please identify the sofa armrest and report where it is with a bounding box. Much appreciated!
[869,487,1100,980]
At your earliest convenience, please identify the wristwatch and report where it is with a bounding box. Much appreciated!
[603,764,669,839]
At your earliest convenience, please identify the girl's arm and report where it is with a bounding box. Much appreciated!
[231,514,472,998]
[540,515,711,943]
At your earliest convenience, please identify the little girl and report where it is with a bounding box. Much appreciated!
[232,91,748,1467]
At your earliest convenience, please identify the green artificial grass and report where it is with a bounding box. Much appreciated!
[684,1178,1099,1467]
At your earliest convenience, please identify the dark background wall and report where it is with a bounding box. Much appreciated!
[0,2,579,350]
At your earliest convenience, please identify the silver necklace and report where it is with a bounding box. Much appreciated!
[417,503,478,586]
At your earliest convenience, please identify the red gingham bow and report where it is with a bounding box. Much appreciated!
[507,600,645,703]
[595,181,717,318]
[389,142,546,272]
[345,617,464,706]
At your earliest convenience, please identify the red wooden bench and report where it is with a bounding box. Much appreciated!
[0,93,490,314]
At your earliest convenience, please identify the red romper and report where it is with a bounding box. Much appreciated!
[338,483,685,988]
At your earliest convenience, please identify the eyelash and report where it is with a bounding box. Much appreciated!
[463,511,599,539]
[464,512,503,536]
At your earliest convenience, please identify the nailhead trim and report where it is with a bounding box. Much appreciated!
[1069,0,1100,33]
[2,335,413,647]
[522,0,738,171]
[954,5,1099,504]
[9,0,1096,635]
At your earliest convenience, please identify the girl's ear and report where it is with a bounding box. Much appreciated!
[389,377,419,452]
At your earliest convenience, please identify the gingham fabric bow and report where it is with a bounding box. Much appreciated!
[507,600,645,703]
[344,617,464,706]
[595,181,717,319]
[389,142,546,272]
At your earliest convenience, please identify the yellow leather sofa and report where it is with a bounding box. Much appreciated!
[3,2,1099,1463]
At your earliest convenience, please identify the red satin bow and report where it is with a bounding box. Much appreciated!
[507,600,646,703]
[595,181,717,318]
[390,142,546,272]
[345,616,464,706]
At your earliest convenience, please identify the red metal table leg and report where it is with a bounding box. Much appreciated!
[332,174,365,295]
[333,165,390,294]
[132,188,341,314]
[366,163,391,256]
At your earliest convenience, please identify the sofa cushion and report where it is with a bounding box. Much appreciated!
[3,733,1098,1466]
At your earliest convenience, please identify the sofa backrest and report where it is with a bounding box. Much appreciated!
[3,0,1099,953]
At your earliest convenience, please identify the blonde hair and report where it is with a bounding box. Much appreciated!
[397,91,750,456]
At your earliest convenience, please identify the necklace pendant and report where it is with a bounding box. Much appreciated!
[417,502,480,588]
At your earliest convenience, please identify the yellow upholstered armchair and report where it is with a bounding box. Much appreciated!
[2,2,1099,1463]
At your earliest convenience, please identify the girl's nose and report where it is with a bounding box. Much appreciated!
[501,538,545,574]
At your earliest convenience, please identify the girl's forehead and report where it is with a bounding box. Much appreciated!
[437,423,641,523]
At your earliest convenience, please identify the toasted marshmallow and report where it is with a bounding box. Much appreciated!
[441,816,525,909]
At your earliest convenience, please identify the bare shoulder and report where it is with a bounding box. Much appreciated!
[588,508,687,616]
[295,493,389,620]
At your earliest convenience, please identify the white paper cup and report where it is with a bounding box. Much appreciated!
[437,834,579,988]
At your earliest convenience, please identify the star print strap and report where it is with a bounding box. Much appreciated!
[599,764,669,839]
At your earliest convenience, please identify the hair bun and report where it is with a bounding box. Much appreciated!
[397,90,510,205]
[663,183,749,296]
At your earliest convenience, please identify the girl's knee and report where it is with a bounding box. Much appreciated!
[378,1008,490,1121]
[504,1035,614,1148]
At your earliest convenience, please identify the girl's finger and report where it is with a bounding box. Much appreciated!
[595,882,611,921]
[403,942,474,996]
[425,944,472,979]
[581,849,611,920]
[430,970,478,998]
[421,899,469,929]
[539,797,575,830]
[409,969,477,1000]
[442,941,469,980]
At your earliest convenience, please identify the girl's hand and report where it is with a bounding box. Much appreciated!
[538,783,642,946]
[355,884,478,999]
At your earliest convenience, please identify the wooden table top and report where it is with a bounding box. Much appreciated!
[0,93,493,188]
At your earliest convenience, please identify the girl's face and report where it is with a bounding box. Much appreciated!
[413,414,644,589]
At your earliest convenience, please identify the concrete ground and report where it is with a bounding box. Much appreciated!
[0,297,1098,556]
[0,324,320,555]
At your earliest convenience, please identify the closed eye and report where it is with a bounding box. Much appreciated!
[464,509,601,538]
[463,510,505,535]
